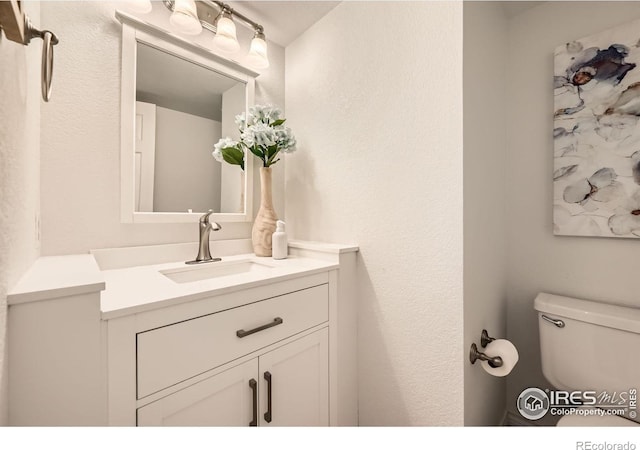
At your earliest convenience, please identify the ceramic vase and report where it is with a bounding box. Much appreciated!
[252,167,278,256]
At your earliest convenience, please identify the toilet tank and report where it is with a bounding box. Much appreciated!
[534,292,640,393]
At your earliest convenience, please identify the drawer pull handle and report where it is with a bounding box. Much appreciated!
[264,371,273,423]
[236,317,284,338]
[249,378,258,427]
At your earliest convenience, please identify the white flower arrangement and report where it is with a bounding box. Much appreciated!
[213,104,296,169]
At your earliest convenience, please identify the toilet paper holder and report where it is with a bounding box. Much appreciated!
[480,329,495,347]
[469,329,502,368]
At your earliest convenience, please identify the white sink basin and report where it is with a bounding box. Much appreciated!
[160,260,275,284]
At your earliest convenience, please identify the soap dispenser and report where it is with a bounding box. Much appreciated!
[272,220,288,260]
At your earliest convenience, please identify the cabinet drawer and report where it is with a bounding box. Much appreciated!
[137,284,328,398]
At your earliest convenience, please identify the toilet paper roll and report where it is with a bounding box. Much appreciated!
[481,339,519,377]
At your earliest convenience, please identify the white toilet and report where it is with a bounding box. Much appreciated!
[535,292,640,426]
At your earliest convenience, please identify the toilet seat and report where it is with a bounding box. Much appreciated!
[557,406,640,427]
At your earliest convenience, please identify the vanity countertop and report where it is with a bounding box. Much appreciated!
[7,254,106,306]
[7,240,358,321]
[99,253,339,319]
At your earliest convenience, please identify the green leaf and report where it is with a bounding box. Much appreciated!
[267,158,280,167]
[267,145,278,160]
[271,119,286,127]
[249,145,263,159]
[267,149,280,165]
[221,147,245,171]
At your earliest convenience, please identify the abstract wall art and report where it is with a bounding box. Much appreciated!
[554,19,640,238]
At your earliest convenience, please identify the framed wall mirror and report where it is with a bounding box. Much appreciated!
[117,11,257,223]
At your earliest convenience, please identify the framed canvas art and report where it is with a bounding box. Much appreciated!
[554,19,640,238]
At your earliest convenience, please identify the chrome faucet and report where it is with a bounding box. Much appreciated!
[186,210,222,265]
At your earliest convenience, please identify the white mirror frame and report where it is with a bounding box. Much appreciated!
[116,11,256,224]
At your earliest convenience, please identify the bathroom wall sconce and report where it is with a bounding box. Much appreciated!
[153,0,269,69]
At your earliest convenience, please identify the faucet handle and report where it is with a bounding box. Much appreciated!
[200,209,214,224]
[199,210,222,231]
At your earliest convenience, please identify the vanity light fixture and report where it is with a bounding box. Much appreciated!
[169,0,202,35]
[162,0,270,69]
[246,28,269,69]
[212,6,240,53]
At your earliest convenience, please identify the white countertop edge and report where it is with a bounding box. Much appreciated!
[100,263,339,320]
[7,254,105,306]
[8,282,106,306]
[288,240,359,254]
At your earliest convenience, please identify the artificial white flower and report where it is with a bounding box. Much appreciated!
[216,104,296,168]
[234,113,246,130]
[242,122,277,148]
[274,126,296,153]
[247,104,281,124]
[212,137,238,162]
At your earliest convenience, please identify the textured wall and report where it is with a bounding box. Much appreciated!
[285,2,464,425]
[463,1,509,426]
[0,2,41,424]
[40,1,285,256]
[506,1,640,425]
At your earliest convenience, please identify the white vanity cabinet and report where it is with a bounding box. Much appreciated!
[257,329,328,426]
[135,284,328,398]
[138,329,328,426]
[133,283,329,426]
[7,241,358,426]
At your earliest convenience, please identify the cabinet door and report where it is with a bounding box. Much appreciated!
[259,329,329,426]
[137,359,259,426]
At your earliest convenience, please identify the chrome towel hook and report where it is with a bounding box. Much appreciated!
[24,16,59,102]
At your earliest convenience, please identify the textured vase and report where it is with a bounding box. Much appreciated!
[252,167,278,256]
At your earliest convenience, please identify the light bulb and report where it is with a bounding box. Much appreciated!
[170,0,202,35]
[246,32,269,69]
[128,0,152,14]
[213,14,240,54]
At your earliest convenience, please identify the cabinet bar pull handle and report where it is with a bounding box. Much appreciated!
[249,378,257,427]
[236,317,283,338]
[264,371,272,423]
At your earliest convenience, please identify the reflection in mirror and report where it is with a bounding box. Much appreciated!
[134,42,246,214]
